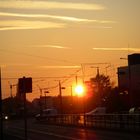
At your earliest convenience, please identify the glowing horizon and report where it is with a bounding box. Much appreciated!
[0,0,140,101]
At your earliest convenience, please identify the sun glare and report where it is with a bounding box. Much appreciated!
[74,85,85,97]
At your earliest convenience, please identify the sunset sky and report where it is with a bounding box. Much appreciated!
[0,0,140,101]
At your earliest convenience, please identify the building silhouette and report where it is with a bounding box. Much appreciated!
[118,53,140,107]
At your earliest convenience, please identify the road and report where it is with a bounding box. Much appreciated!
[3,118,140,140]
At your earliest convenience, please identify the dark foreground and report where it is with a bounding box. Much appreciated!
[3,118,140,140]
[3,133,23,140]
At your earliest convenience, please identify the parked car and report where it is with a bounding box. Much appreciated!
[86,107,106,115]
[35,109,57,120]
[129,107,140,114]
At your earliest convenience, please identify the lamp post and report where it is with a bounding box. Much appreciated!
[8,82,17,98]
[70,85,73,114]
[44,91,49,109]
[58,81,65,115]
[0,67,3,140]
[37,85,43,114]
[58,81,66,124]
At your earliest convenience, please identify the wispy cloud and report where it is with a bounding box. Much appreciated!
[30,45,71,49]
[0,0,105,11]
[92,47,140,52]
[0,12,116,23]
[38,65,81,69]
[1,63,32,68]
[1,64,80,69]
[91,26,113,29]
[2,64,80,69]
[0,20,65,31]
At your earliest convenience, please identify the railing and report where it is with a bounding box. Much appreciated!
[38,114,140,132]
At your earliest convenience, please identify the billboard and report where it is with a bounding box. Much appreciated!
[18,77,32,93]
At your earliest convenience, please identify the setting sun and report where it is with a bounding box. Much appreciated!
[74,85,85,97]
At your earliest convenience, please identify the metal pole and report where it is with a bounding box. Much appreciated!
[0,67,3,140]
[83,97,86,127]
[10,85,12,98]
[23,77,27,140]
[23,92,27,140]
[59,81,63,124]
[40,90,42,115]
[75,75,78,85]
[71,86,73,103]
[96,67,101,106]
[81,64,85,83]
[45,92,47,109]
[97,67,99,77]
[71,86,73,114]
[59,81,63,115]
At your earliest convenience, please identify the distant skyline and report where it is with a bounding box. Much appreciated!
[0,0,140,101]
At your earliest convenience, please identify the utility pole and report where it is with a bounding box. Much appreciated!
[37,85,50,110]
[9,82,13,98]
[75,75,78,85]
[22,77,28,140]
[8,82,17,98]
[59,81,63,115]
[91,66,101,106]
[105,65,111,76]
[44,92,47,109]
[0,67,3,140]
[58,80,65,114]
[37,85,43,114]
[71,85,73,114]
[81,62,109,83]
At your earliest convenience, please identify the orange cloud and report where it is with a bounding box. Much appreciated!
[0,1,106,10]
[38,65,81,69]
[0,12,116,23]
[0,20,65,30]
[92,47,140,52]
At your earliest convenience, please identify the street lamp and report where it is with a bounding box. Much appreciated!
[58,81,65,114]
[8,82,17,98]
[44,91,49,109]
[0,67,3,140]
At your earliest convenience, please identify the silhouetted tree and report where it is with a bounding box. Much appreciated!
[90,74,113,106]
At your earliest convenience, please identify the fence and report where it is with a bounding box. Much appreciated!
[38,114,140,132]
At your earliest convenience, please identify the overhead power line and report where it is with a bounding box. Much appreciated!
[2,76,77,80]
[0,48,76,64]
